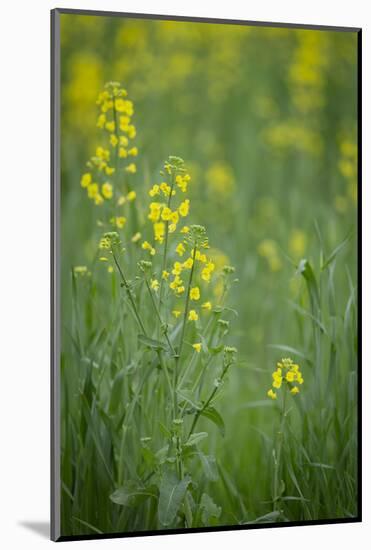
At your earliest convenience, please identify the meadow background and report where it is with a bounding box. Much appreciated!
[59,13,358,537]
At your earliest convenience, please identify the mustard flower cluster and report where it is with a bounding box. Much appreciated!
[267,357,304,399]
[80,82,138,227]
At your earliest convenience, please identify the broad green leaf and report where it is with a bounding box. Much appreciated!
[197,452,219,481]
[110,480,157,507]
[200,407,226,437]
[185,432,208,447]
[138,334,168,352]
[158,470,191,526]
[200,493,221,525]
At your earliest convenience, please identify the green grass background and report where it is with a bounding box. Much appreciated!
[59,13,358,536]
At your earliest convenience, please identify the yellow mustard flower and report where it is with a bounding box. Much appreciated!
[149,184,160,197]
[162,270,169,280]
[176,243,186,257]
[190,287,200,301]
[110,134,118,147]
[183,257,193,269]
[161,207,172,221]
[267,389,277,400]
[127,191,136,201]
[119,147,128,158]
[150,279,160,292]
[125,163,136,174]
[105,121,115,133]
[202,301,212,310]
[115,217,126,229]
[105,166,115,176]
[192,343,202,353]
[128,147,138,156]
[180,226,190,234]
[102,182,113,199]
[188,310,198,321]
[142,241,155,255]
[172,310,181,318]
[154,222,165,243]
[178,199,190,217]
[81,173,92,188]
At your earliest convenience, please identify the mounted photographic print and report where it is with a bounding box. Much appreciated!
[51,8,361,541]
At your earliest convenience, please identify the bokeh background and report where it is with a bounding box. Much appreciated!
[60,12,358,535]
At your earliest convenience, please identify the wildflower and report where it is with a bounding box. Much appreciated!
[162,270,169,280]
[126,163,136,174]
[192,343,202,353]
[110,134,118,147]
[190,287,200,301]
[115,217,126,229]
[148,202,162,222]
[181,226,190,234]
[172,262,183,276]
[176,286,185,295]
[160,182,171,196]
[150,279,160,292]
[87,183,99,199]
[188,310,198,321]
[169,223,177,233]
[171,211,179,225]
[127,125,136,139]
[81,173,92,188]
[102,182,113,199]
[105,121,115,132]
[96,113,106,128]
[131,232,141,243]
[149,184,160,197]
[127,191,136,201]
[128,147,138,156]
[94,194,104,206]
[178,199,190,217]
[176,243,186,257]
[267,358,303,398]
[172,310,181,318]
[267,389,277,400]
[105,166,115,176]
[119,135,129,147]
[154,222,165,243]
[202,301,212,310]
[119,116,130,131]
[119,147,127,158]
[183,257,193,269]
[161,207,172,221]
[142,241,155,255]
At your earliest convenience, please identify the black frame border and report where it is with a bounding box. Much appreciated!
[51,7,362,542]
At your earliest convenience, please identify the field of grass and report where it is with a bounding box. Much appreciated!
[58,13,359,537]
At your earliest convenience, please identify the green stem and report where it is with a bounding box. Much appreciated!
[178,245,197,360]
[144,277,176,356]
[187,360,232,440]
[273,383,288,514]
[111,248,146,334]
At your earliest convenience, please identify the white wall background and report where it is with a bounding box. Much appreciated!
[0,0,368,548]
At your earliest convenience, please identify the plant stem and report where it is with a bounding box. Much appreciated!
[273,383,288,515]
[187,360,232,440]
[111,248,146,334]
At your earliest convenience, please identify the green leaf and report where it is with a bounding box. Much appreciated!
[197,452,219,481]
[110,480,157,507]
[245,510,281,524]
[176,388,201,410]
[158,470,191,526]
[296,258,320,309]
[138,334,168,352]
[200,493,221,525]
[185,432,208,447]
[200,407,226,437]
[321,230,353,271]
[108,369,125,415]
